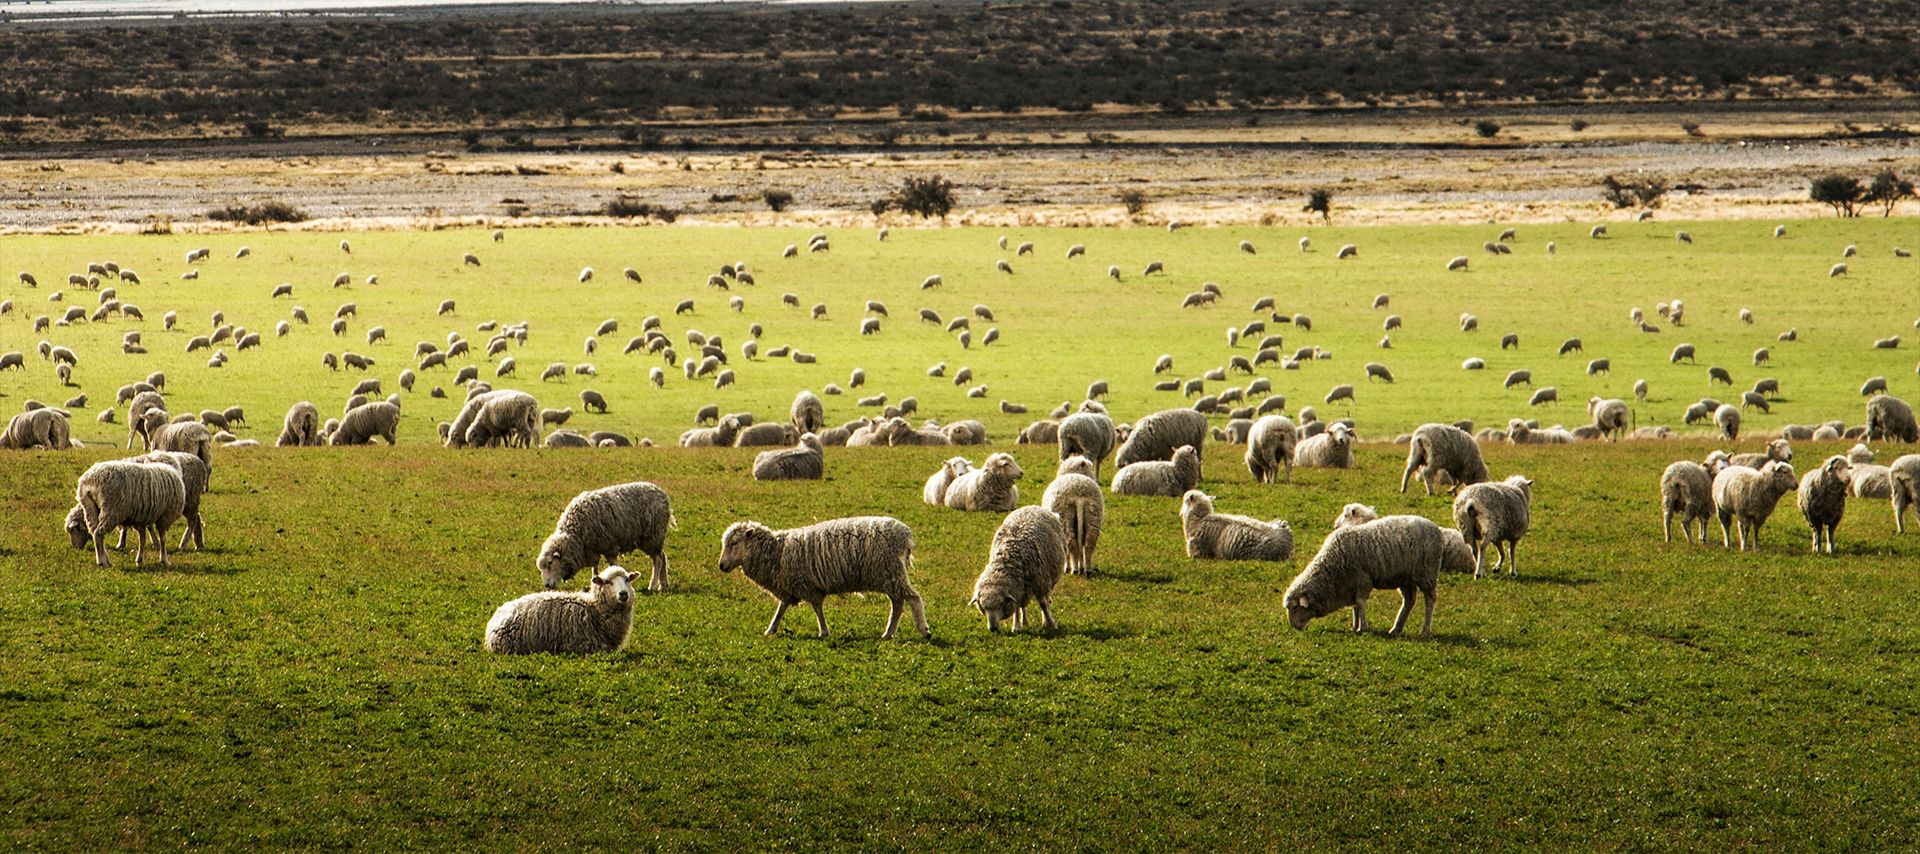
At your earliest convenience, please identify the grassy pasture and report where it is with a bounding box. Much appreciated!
[4,220,1920,848]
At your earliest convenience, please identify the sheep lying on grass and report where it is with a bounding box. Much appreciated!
[1112,445,1201,497]
[1283,515,1443,636]
[945,453,1023,511]
[970,506,1068,633]
[752,433,824,481]
[485,567,637,655]
[718,516,929,639]
[538,482,675,591]
[1180,490,1293,561]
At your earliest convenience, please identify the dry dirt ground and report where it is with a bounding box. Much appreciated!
[4,107,1918,233]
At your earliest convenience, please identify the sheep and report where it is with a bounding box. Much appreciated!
[1401,423,1487,495]
[1893,455,1920,532]
[1243,415,1299,484]
[484,566,638,655]
[1660,460,1718,544]
[1056,412,1116,477]
[1584,397,1630,442]
[1294,423,1355,469]
[1867,395,1919,443]
[1830,263,1849,277]
[1798,456,1852,554]
[753,433,825,481]
[1111,445,1201,497]
[679,416,742,448]
[129,450,209,550]
[328,401,400,446]
[448,390,540,449]
[1181,490,1293,561]
[535,481,675,592]
[945,453,1023,511]
[735,422,798,448]
[1325,384,1355,404]
[1452,475,1534,578]
[970,507,1069,633]
[1019,420,1060,445]
[1862,376,1889,397]
[923,457,975,507]
[717,516,928,639]
[1043,457,1104,575]
[1364,363,1394,383]
[1114,408,1207,468]
[0,408,72,450]
[71,460,186,567]
[1502,369,1533,389]
[1714,404,1742,441]
[1528,387,1560,407]
[1282,515,1443,636]
[1335,244,1358,259]
[1713,460,1799,551]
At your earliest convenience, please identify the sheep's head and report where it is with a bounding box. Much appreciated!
[798,433,822,453]
[1763,461,1798,491]
[590,566,637,607]
[985,453,1022,482]
[1284,593,1325,630]
[970,592,1017,633]
[1180,489,1214,520]
[718,521,774,573]
[536,532,585,589]
[64,505,89,549]
[1328,425,1353,448]
[1079,400,1108,415]
[1822,455,1852,481]
[1057,455,1095,479]
[1333,503,1378,529]
[1849,443,1875,464]
[1505,475,1535,502]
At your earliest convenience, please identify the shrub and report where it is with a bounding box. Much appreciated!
[873,175,955,220]
[762,189,794,213]
[1599,175,1668,209]
[603,197,680,222]
[1866,169,1913,217]
[1473,119,1501,138]
[206,201,307,225]
[1680,121,1703,137]
[1118,189,1149,216]
[1569,119,1590,132]
[1303,188,1333,223]
[1809,173,1865,217]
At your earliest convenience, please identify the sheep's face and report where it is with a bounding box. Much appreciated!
[972,593,1016,632]
[1334,503,1378,529]
[1057,456,1095,479]
[945,457,974,479]
[1172,446,1199,472]
[1769,439,1794,462]
[1765,462,1798,491]
[591,567,637,606]
[1181,490,1212,520]
[717,522,772,573]
[1284,596,1323,630]
[536,534,585,589]
[1824,456,1852,482]
[987,454,1022,481]
[64,505,90,549]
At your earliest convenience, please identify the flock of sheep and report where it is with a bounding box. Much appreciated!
[8,222,1920,652]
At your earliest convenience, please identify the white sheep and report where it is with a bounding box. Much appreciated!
[1712,460,1798,551]
[1659,461,1716,544]
[131,450,208,550]
[1057,411,1116,477]
[71,460,186,568]
[752,433,825,481]
[538,481,675,591]
[1283,515,1443,636]
[945,453,1023,511]
[1180,490,1293,561]
[1400,423,1486,495]
[970,506,1068,632]
[276,401,323,447]
[0,408,73,450]
[1797,456,1852,554]
[1244,415,1297,484]
[1043,456,1104,574]
[1452,474,1534,578]
[484,567,638,655]
[1114,408,1207,468]
[717,516,928,639]
[1588,397,1630,441]
[328,401,400,445]
[1890,454,1920,533]
[1293,423,1354,469]
[1111,445,1201,497]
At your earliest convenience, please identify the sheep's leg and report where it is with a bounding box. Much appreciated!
[650,552,669,592]
[131,526,147,566]
[882,597,903,639]
[764,601,790,636]
[809,600,829,638]
[906,594,929,638]
[92,527,111,568]
[1037,597,1058,632]
[1506,541,1518,577]
[1398,458,1417,493]
[1471,542,1487,580]
[1351,597,1370,633]
[1896,493,1910,534]
[1662,510,1673,544]
[1283,458,1292,484]
[1718,513,1733,548]
[153,525,169,567]
[1386,587,1415,636]
[1419,584,1435,637]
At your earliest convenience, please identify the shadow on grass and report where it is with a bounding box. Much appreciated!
[1092,567,1177,585]
[1469,573,1595,587]
[118,557,247,577]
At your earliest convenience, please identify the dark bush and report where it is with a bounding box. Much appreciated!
[1810,173,1864,217]
[1118,189,1149,216]
[762,189,795,212]
[603,197,680,222]
[1600,175,1669,209]
[206,201,306,224]
[874,175,955,220]
[1865,169,1913,217]
[1473,119,1501,138]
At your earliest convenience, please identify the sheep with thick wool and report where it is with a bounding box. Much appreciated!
[1890,454,1920,533]
[328,401,400,445]
[1,408,72,450]
[1112,445,1201,497]
[71,459,186,568]
[923,457,974,506]
[1659,460,1717,544]
[1282,515,1442,636]
[538,481,675,592]
[945,452,1023,511]
[1244,415,1297,484]
[717,516,929,639]
[1797,456,1852,554]
[1180,490,1293,561]
[790,389,825,436]
[1712,460,1798,551]
[752,433,824,481]
[1331,504,1476,573]
[1042,456,1104,574]
[1452,475,1534,577]
[276,401,322,447]
[1588,397,1630,441]
[1294,423,1355,469]
[1400,423,1486,495]
[448,390,539,448]
[129,451,209,550]
[1867,395,1919,443]
[970,506,1068,633]
[1114,408,1207,468]
[485,567,638,654]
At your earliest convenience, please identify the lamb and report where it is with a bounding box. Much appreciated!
[0,408,73,450]
[1452,475,1534,578]
[1283,515,1443,636]
[1797,456,1852,554]
[1728,438,1792,470]
[1114,409,1206,470]
[1588,397,1630,441]
[131,450,209,550]
[1401,423,1487,495]
[1889,452,1920,533]
[537,481,675,591]
[717,516,928,639]
[1293,423,1354,469]
[1057,412,1116,477]
[1713,460,1798,550]
[1867,395,1918,443]
[1244,415,1298,484]
[1180,490,1293,561]
[945,453,1023,511]
[678,416,742,448]
[1660,460,1716,544]
[72,460,186,568]
[276,401,323,447]
[753,433,825,481]
[1111,445,1202,497]
[923,457,975,506]
[970,506,1069,633]
[1043,456,1104,574]
[325,401,400,446]
[484,567,638,655]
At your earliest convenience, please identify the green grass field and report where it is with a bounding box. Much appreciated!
[4,220,1920,848]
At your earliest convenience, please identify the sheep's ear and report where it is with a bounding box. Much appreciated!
[591,575,607,586]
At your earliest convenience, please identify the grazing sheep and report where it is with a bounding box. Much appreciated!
[1715,404,1741,441]
[1867,395,1919,443]
[1325,384,1356,404]
[1044,457,1104,574]
[1294,423,1355,469]
[1713,461,1799,551]
[533,482,675,593]
[1892,455,1920,532]
[1283,515,1443,636]
[71,460,186,567]
[1798,456,1852,554]
[1708,366,1733,386]
[1364,363,1394,383]
[0,408,73,450]
[1660,460,1717,544]
[1446,256,1469,272]
[1336,244,1358,259]
[1401,423,1487,495]
[328,401,400,446]
[1587,397,1630,441]
[448,390,540,449]
[1503,369,1532,389]
[753,433,825,481]
[1528,387,1559,407]
[1057,412,1116,477]
[130,450,208,550]
[969,506,1069,633]
[1862,376,1889,397]
[1114,408,1207,468]
[1830,263,1849,277]
[485,565,639,655]
[1452,475,1534,577]
[945,453,1023,511]
[1244,415,1298,484]
[1181,490,1293,561]
[1112,445,1202,497]
[718,516,928,639]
